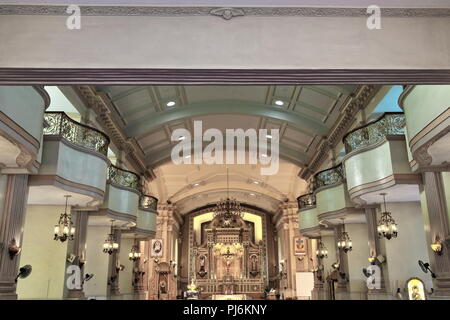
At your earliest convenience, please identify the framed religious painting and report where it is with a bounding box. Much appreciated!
[294,237,307,256]
[406,277,426,300]
[151,239,163,258]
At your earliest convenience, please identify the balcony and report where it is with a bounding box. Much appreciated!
[297,193,320,238]
[91,165,141,228]
[0,86,49,174]
[313,164,365,225]
[399,85,450,171]
[135,195,158,237]
[28,112,110,207]
[343,113,420,205]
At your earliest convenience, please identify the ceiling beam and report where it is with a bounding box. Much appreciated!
[124,99,329,138]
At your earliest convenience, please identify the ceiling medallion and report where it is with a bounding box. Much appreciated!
[213,168,244,222]
[210,8,245,20]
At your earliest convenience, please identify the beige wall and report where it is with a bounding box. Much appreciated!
[381,201,433,294]
[84,225,110,298]
[1,15,449,69]
[345,223,369,300]
[17,205,68,299]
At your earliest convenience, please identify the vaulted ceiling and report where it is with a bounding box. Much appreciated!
[97,85,357,168]
[95,85,358,211]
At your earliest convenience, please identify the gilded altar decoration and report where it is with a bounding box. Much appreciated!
[406,278,426,300]
[191,211,264,296]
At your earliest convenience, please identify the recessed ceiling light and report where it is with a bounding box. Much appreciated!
[185,154,191,159]
[166,101,176,107]
[266,134,272,139]
[253,181,260,184]
[178,136,186,141]
[193,183,200,186]
[249,193,256,196]
[261,154,268,158]
[275,100,284,106]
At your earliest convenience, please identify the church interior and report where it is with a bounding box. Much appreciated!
[0,0,450,302]
[0,84,449,301]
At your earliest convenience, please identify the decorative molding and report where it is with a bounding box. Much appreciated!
[29,174,105,201]
[347,173,422,199]
[1,69,450,85]
[301,85,379,180]
[210,7,245,20]
[74,86,150,176]
[2,5,450,17]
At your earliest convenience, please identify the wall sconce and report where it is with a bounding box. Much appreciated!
[368,256,376,264]
[431,236,443,255]
[8,239,21,259]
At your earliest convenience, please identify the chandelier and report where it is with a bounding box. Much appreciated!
[103,220,119,255]
[377,193,398,240]
[54,195,75,242]
[213,167,244,219]
[337,219,352,253]
[316,240,328,259]
[128,242,141,262]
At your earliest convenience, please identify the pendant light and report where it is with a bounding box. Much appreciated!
[103,220,119,255]
[129,239,141,262]
[337,218,352,253]
[54,195,75,242]
[377,193,398,240]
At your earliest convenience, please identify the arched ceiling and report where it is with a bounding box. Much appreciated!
[96,85,358,169]
[148,161,307,214]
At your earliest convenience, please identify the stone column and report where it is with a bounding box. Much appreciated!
[365,207,390,299]
[107,228,122,299]
[64,210,88,300]
[275,202,301,299]
[0,174,29,300]
[311,239,325,300]
[133,238,148,300]
[422,172,450,298]
[148,204,180,300]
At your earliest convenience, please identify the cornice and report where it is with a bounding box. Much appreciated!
[74,85,152,177]
[2,5,450,18]
[301,85,379,180]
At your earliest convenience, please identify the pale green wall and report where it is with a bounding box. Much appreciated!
[39,140,108,193]
[17,205,68,299]
[345,223,369,300]
[298,207,318,230]
[403,85,450,140]
[137,209,157,232]
[345,140,411,191]
[0,86,46,141]
[118,238,134,297]
[101,184,139,218]
[381,202,432,293]
[84,225,110,298]
[316,184,352,215]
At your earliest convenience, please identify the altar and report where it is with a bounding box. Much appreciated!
[190,208,266,297]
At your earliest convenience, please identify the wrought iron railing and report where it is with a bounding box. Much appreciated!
[343,112,405,154]
[140,194,158,212]
[43,112,110,156]
[297,193,316,209]
[107,165,140,191]
[313,163,345,191]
